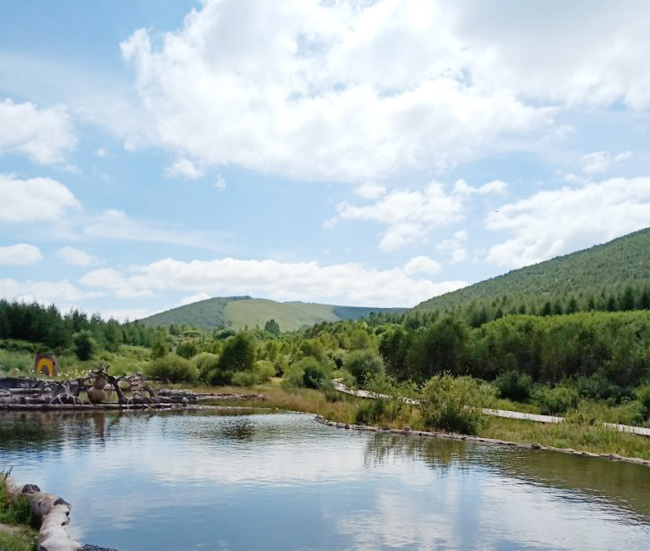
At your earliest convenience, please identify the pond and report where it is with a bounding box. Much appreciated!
[0,410,649,551]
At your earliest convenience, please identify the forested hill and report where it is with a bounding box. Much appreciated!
[138,296,406,332]
[415,227,650,315]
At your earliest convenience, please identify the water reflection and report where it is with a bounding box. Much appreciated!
[363,431,650,522]
[0,410,648,551]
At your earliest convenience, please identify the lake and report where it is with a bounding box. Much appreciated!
[0,410,648,551]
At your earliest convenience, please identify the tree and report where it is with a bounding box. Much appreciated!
[264,319,281,335]
[73,330,96,361]
[344,350,384,386]
[219,332,256,373]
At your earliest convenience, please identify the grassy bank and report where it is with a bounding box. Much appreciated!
[0,477,37,551]
[200,381,650,461]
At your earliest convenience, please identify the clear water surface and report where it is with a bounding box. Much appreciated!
[0,410,648,551]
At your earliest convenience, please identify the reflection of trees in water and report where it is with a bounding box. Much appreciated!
[365,431,650,522]
[0,411,124,452]
[364,433,470,472]
[220,418,255,441]
[483,447,650,520]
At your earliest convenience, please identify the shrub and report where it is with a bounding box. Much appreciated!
[495,370,533,401]
[533,385,579,415]
[355,399,388,425]
[635,384,650,419]
[231,370,258,387]
[192,352,220,382]
[255,360,276,383]
[575,370,627,403]
[344,350,384,387]
[282,356,332,390]
[219,333,256,373]
[419,374,489,435]
[146,353,198,383]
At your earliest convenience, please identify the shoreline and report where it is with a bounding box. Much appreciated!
[314,414,650,468]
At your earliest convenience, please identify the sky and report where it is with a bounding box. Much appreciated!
[1,0,649,321]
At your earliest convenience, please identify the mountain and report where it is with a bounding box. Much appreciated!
[138,296,406,332]
[415,227,650,313]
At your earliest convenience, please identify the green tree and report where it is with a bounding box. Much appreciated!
[73,330,96,361]
[264,319,281,335]
[344,349,384,387]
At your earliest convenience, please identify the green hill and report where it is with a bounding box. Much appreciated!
[139,296,406,332]
[415,227,650,316]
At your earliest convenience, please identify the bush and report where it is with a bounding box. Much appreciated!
[219,333,256,373]
[146,353,198,383]
[575,370,628,403]
[355,399,388,425]
[533,385,579,415]
[344,350,384,387]
[192,352,220,382]
[635,384,650,419]
[255,360,276,383]
[282,356,332,390]
[231,370,258,387]
[419,374,489,435]
[495,370,533,401]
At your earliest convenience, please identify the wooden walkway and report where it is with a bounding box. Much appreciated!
[333,381,650,437]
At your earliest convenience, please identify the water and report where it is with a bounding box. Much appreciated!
[1,410,648,551]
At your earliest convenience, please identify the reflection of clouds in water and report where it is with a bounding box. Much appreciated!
[5,412,650,551]
[335,488,460,551]
[477,477,650,551]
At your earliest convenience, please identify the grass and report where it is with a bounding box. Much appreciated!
[481,417,650,460]
[192,380,650,461]
[0,477,38,551]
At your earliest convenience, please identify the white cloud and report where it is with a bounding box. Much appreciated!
[0,174,81,223]
[581,151,632,175]
[356,183,386,200]
[0,99,77,164]
[164,158,204,180]
[436,230,468,264]
[334,180,503,250]
[486,176,650,268]
[0,244,43,265]
[57,246,101,267]
[214,174,226,189]
[82,209,226,250]
[80,256,467,308]
[96,147,107,157]
[0,278,100,304]
[120,0,553,183]
[403,256,441,276]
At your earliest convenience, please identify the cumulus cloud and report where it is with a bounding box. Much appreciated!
[164,158,204,180]
[436,230,469,264]
[0,244,43,265]
[57,246,101,267]
[356,183,386,200]
[80,256,467,308]
[120,0,556,183]
[334,179,504,250]
[0,278,100,304]
[0,99,77,163]
[485,176,650,268]
[581,151,632,175]
[403,256,441,276]
[0,174,81,223]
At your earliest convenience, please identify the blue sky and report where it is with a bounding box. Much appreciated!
[1,0,649,320]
